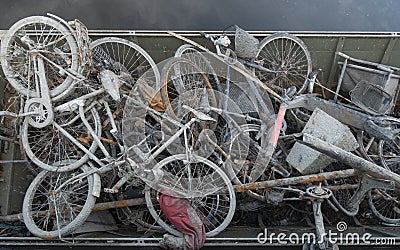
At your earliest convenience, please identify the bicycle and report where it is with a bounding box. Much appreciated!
[168,27,313,197]
[0,14,160,172]
[23,88,236,238]
[0,14,167,238]
[123,58,238,237]
[167,30,400,225]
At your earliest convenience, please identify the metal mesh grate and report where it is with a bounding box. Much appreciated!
[350,80,393,115]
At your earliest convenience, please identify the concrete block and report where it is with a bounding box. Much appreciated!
[287,108,358,174]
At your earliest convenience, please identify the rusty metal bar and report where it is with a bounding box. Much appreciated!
[234,169,356,192]
[0,213,23,223]
[301,133,400,184]
[92,197,145,211]
[0,160,28,164]
[0,135,19,144]
[324,183,359,191]
[0,198,146,222]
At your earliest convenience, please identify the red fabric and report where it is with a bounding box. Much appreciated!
[158,189,206,250]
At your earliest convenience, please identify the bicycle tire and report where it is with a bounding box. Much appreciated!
[90,38,160,159]
[0,16,79,99]
[368,189,400,224]
[145,154,236,237]
[22,166,96,239]
[224,124,263,184]
[225,124,292,198]
[256,33,312,89]
[21,106,101,172]
[356,129,400,223]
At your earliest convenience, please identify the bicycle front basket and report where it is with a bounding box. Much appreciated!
[350,80,393,115]
[234,25,259,59]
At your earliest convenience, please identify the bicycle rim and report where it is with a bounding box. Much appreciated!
[22,166,96,239]
[145,154,236,237]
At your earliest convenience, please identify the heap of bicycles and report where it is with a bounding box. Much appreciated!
[1,14,400,249]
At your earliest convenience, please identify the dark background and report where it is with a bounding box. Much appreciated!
[0,0,399,31]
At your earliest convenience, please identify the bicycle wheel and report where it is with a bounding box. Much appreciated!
[175,44,220,90]
[367,136,400,223]
[21,106,101,172]
[90,38,160,155]
[145,154,236,237]
[122,83,170,169]
[160,57,217,119]
[256,33,312,89]
[379,135,400,172]
[90,37,160,91]
[22,166,96,239]
[0,16,79,99]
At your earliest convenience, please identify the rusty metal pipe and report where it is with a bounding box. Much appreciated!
[234,168,356,192]
[92,197,146,211]
[0,213,23,223]
[0,198,146,222]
